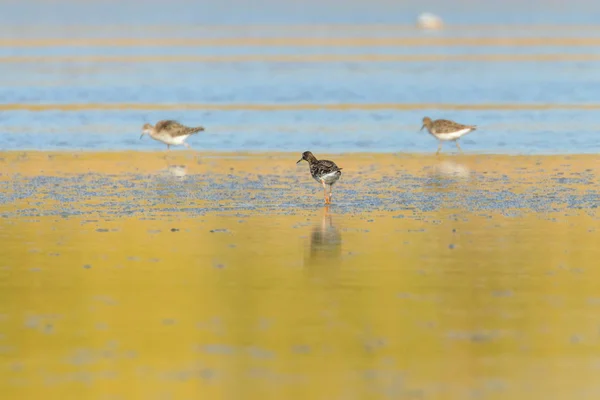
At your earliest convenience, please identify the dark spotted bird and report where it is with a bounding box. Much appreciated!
[140,120,204,150]
[297,151,342,204]
[421,116,477,155]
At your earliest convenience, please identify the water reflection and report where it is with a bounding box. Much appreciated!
[425,160,472,193]
[305,206,342,273]
[432,161,471,180]
[165,164,187,180]
[154,163,188,181]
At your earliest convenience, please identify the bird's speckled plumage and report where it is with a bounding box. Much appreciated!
[297,151,342,204]
[154,120,204,137]
[421,116,477,154]
[141,120,204,150]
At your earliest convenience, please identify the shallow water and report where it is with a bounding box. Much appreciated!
[1,152,599,399]
[2,2,600,153]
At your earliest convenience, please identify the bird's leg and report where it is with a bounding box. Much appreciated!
[436,141,442,155]
[167,144,170,151]
[321,179,329,204]
[328,185,333,204]
[455,140,463,153]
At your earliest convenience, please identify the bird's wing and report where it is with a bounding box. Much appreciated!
[434,119,473,133]
[311,160,342,176]
[155,120,203,137]
[155,120,184,132]
[155,120,201,137]
[156,120,204,137]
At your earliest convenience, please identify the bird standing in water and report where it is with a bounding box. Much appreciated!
[421,116,477,155]
[297,151,342,204]
[140,120,204,150]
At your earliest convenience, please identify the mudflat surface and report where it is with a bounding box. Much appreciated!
[1,151,599,399]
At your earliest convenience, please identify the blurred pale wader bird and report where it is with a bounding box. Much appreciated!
[297,151,343,205]
[140,120,204,150]
[420,116,477,155]
[416,12,444,30]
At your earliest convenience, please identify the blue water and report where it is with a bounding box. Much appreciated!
[1,0,600,154]
[4,0,600,26]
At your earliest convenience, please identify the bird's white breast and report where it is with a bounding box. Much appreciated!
[155,134,189,145]
[315,170,341,185]
[435,128,472,141]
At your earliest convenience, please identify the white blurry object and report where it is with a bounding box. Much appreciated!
[167,165,187,179]
[433,161,471,179]
[417,13,443,30]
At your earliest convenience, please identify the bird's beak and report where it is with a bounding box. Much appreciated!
[420,124,425,131]
[139,133,145,139]
[296,158,303,164]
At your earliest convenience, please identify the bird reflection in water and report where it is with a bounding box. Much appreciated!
[432,161,471,180]
[426,160,472,192]
[165,164,188,180]
[304,206,343,280]
[153,163,188,182]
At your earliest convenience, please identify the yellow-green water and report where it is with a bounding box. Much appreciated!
[1,152,599,399]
